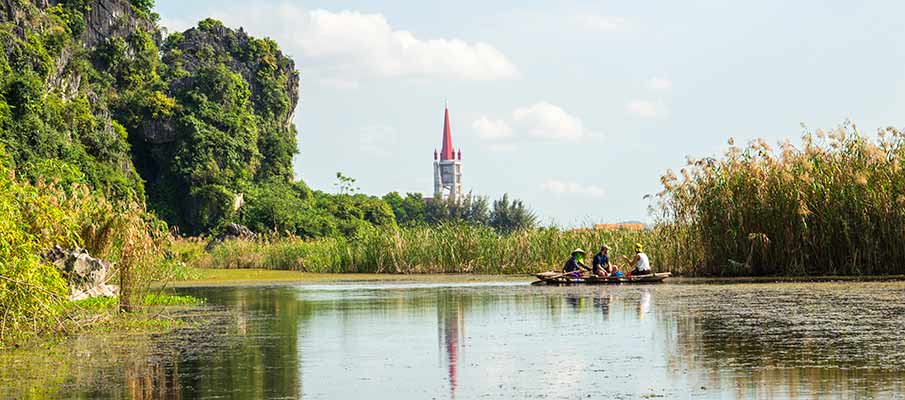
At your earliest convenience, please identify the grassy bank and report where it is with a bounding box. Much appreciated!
[174,223,661,274]
[170,268,529,287]
[654,124,905,276]
[0,149,188,346]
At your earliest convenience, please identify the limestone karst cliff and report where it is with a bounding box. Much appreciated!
[0,0,300,233]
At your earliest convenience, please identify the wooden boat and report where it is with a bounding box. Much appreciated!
[533,271,671,285]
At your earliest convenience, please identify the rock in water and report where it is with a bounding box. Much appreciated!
[43,246,118,301]
[205,223,257,251]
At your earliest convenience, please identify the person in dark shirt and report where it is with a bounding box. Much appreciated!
[592,245,614,277]
[562,248,590,277]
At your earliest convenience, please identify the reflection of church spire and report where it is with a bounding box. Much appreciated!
[438,298,465,399]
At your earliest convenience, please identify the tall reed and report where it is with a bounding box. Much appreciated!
[190,223,662,274]
[0,156,170,344]
[653,122,905,276]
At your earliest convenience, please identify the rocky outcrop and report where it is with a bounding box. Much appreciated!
[43,245,118,301]
[80,0,159,49]
[2,1,302,234]
[205,223,257,251]
[0,0,48,29]
[139,19,303,146]
[140,19,300,147]
[1,1,158,46]
[2,0,160,188]
[139,117,177,144]
[164,21,299,131]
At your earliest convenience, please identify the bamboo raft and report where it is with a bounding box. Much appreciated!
[533,271,671,285]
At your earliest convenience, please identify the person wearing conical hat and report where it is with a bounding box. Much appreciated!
[562,248,590,277]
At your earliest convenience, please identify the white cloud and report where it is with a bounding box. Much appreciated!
[473,102,591,144]
[212,5,519,85]
[647,77,673,91]
[473,117,513,140]
[540,180,607,199]
[512,102,588,141]
[359,125,397,157]
[574,14,634,33]
[317,77,360,90]
[488,143,518,153]
[626,99,669,119]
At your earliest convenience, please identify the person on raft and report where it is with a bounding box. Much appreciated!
[592,245,616,277]
[563,248,590,277]
[625,243,652,276]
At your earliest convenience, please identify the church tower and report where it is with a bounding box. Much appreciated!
[434,104,463,202]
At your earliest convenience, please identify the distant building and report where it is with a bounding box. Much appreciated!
[433,104,463,202]
[594,223,646,231]
[568,223,647,233]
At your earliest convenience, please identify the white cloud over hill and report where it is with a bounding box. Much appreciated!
[207,4,519,86]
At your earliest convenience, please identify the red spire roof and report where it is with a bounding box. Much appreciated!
[440,106,455,161]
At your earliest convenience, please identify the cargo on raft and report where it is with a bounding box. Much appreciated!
[532,272,671,285]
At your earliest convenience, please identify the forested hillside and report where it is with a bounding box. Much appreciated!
[0,0,401,237]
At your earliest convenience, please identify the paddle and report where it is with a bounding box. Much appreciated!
[530,270,585,286]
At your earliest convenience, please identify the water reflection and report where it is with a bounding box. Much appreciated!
[593,292,612,320]
[438,296,463,398]
[4,281,905,398]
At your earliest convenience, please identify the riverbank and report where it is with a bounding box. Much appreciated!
[167,267,905,287]
[169,268,530,287]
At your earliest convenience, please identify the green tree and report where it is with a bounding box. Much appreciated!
[383,192,426,226]
[424,192,492,226]
[334,172,359,195]
[490,194,538,233]
[130,0,155,14]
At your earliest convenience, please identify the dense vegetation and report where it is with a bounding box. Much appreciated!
[0,0,150,199]
[654,123,905,276]
[177,223,655,274]
[0,146,172,344]
[0,0,173,343]
[135,18,301,233]
[383,191,538,232]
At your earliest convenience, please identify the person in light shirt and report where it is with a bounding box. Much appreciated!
[624,243,652,276]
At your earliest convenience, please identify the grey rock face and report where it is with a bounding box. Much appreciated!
[140,117,177,144]
[205,223,257,251]
[43,245,118,301]
[81,0,158,49]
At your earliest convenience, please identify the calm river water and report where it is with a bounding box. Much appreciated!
[5,280,905,399]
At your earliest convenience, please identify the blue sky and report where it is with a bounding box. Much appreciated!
[154,0,905,225]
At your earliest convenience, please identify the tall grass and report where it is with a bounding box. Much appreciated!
[0,156,170,345]
[183,223,662,274]
[653,122,905,276]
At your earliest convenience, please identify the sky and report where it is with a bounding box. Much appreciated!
[153,0,905,225]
